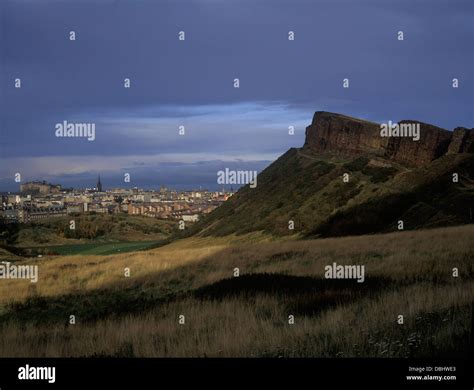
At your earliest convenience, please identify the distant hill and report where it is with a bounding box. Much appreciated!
[191,112,474,237]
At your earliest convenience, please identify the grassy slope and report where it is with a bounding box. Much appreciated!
[0,224,472,357]
[189,149,474,237]
[1,214,177,254]
[0,247,21,262]
[41,241,164,256]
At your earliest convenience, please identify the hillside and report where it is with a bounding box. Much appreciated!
[191,112,474,237]
[0,225,472,357]
[0,247,21,262]
[0,214,177,257]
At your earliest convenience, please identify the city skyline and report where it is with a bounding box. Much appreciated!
[1,172,249,193]
[5,178,237,193]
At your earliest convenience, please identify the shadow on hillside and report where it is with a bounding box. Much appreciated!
[194,273,392,317]
[0,245,399,325]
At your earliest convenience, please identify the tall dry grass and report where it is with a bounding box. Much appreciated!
[0,225,472,304]
[0,225,472,357]
[0,282,471,357]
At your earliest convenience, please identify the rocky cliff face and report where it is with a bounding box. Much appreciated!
[448,127,474,154]
[304,111,473,166]
[304,112,381,155]
[381,121,453,166]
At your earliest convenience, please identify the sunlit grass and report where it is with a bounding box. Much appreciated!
[0,224,472,357]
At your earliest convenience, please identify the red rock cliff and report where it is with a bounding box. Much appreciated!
[304,111,473,166]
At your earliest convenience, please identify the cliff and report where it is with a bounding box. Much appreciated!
[192,111,474,238]
[448,127,474,154]
[304,111,473,166]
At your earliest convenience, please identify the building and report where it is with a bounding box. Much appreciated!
[7,195,21,204]
[21,207,67,222]
[20,181,61,195]
[0,207,23,223]
[66,204,83,214]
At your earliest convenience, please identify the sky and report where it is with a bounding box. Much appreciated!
[0,0,473,191]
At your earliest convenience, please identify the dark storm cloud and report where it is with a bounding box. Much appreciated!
[0,0,472,190]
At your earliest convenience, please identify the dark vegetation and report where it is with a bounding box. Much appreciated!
[190,150,474,238]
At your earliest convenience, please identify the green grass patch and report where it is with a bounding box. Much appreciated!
[26,241,162,256]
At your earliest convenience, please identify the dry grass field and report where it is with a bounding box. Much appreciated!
[0,225,472,357]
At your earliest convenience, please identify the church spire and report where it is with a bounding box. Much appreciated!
[97,175,102,192]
